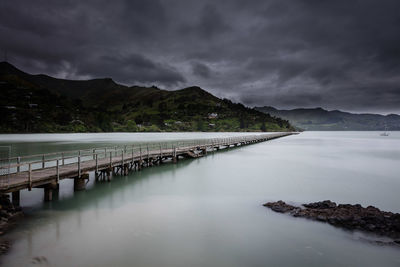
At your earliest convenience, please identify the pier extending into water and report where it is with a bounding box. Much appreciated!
[0,133,295,206]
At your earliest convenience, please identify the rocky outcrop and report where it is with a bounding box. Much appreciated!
[264,200,400,244]
[0,194,23,255]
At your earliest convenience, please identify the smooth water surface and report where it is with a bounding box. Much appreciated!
[0,132,399,266]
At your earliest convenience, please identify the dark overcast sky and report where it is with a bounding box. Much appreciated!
[1,0,400,114]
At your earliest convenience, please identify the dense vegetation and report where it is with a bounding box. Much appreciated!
[256,106,400,131]
[0,62,294,133]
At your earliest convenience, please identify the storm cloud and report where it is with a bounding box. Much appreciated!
[1,0,400,113]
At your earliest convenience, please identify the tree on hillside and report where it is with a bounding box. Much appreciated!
[126,120,138,132]
[196,119,205,131]
[240,117,245,129]
[260,121,266,132]
[96,112,112,132]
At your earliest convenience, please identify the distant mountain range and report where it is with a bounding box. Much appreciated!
[0,62,294,133]
[255,106,400,131]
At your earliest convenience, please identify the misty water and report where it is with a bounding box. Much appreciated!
[0,132,399,266]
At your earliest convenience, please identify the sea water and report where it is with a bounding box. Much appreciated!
[0,132,399,266]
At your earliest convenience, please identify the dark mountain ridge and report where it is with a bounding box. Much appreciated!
[0,62,294,133]
[256,106,400,131]
[0,62,125,101]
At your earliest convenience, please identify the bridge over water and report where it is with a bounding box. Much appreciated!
[0,132,296,206]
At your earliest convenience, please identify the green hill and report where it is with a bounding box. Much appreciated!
[0,62,294,133]
[255,106,400,131]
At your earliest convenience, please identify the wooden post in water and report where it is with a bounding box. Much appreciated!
[74,175,87,191]
[28,163,32,190]
[44,186,53,202]
[95,154,98,178]
[42,154,45,168]
[17,157,20,173]
[12,190,20,206]
[139,147,142,170]
[95,154,98,171]
[173,146,177,163]
[159,144,162,164]
[122,150,125,175]
[78,151,81,178]
[147,144,149,166]
[56,159,59,183]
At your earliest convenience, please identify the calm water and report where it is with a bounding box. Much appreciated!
[0,132,399,266]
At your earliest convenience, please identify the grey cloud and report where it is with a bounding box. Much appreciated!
[191,62,211,78]
[179,4,230,39]
[78,53,186,85]
[1,0,400,113]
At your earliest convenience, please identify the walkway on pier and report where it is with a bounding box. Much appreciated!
[0,132,296,205]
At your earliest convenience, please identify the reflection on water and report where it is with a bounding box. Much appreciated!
[1,132,400,267]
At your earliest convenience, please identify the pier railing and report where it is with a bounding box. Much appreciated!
[0,146,11,187]
[0,134,290,177]
[0,132,298,196]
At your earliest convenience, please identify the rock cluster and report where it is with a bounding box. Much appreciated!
[0,194,23,255]
[264,200,400,242]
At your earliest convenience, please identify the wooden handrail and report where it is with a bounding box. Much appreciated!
[0,133,294,174]
[0,135,274,162]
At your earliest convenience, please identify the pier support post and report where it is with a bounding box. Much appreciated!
[53,183,60,201]
[124,164,128,176]
[12,190,20,206]
[139,147,142,170]
[74,178,86,191]
[44,182,59,202]
[44,187,53,202]
[106,168,112,181]
[173,147,177,163]
[17,157,20,173]
[74,173,88,191]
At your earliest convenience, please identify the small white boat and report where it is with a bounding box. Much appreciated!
[380,123,389,136]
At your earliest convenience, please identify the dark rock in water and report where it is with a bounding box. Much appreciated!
[0,240,11,255]
[31,256,49,264]
[264,200,297,213]
[0,194,23,255]
[263,200,400,242]
[303,200,337,209]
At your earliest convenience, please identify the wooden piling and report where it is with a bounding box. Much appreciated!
[44,186,53,202]
[78,151,81,178]
[56,159,59,183]
[28,163,32,190]
[12,190,20,206]
[17,157,20,173]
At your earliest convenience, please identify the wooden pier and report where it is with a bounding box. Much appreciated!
[0,133,295,205]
